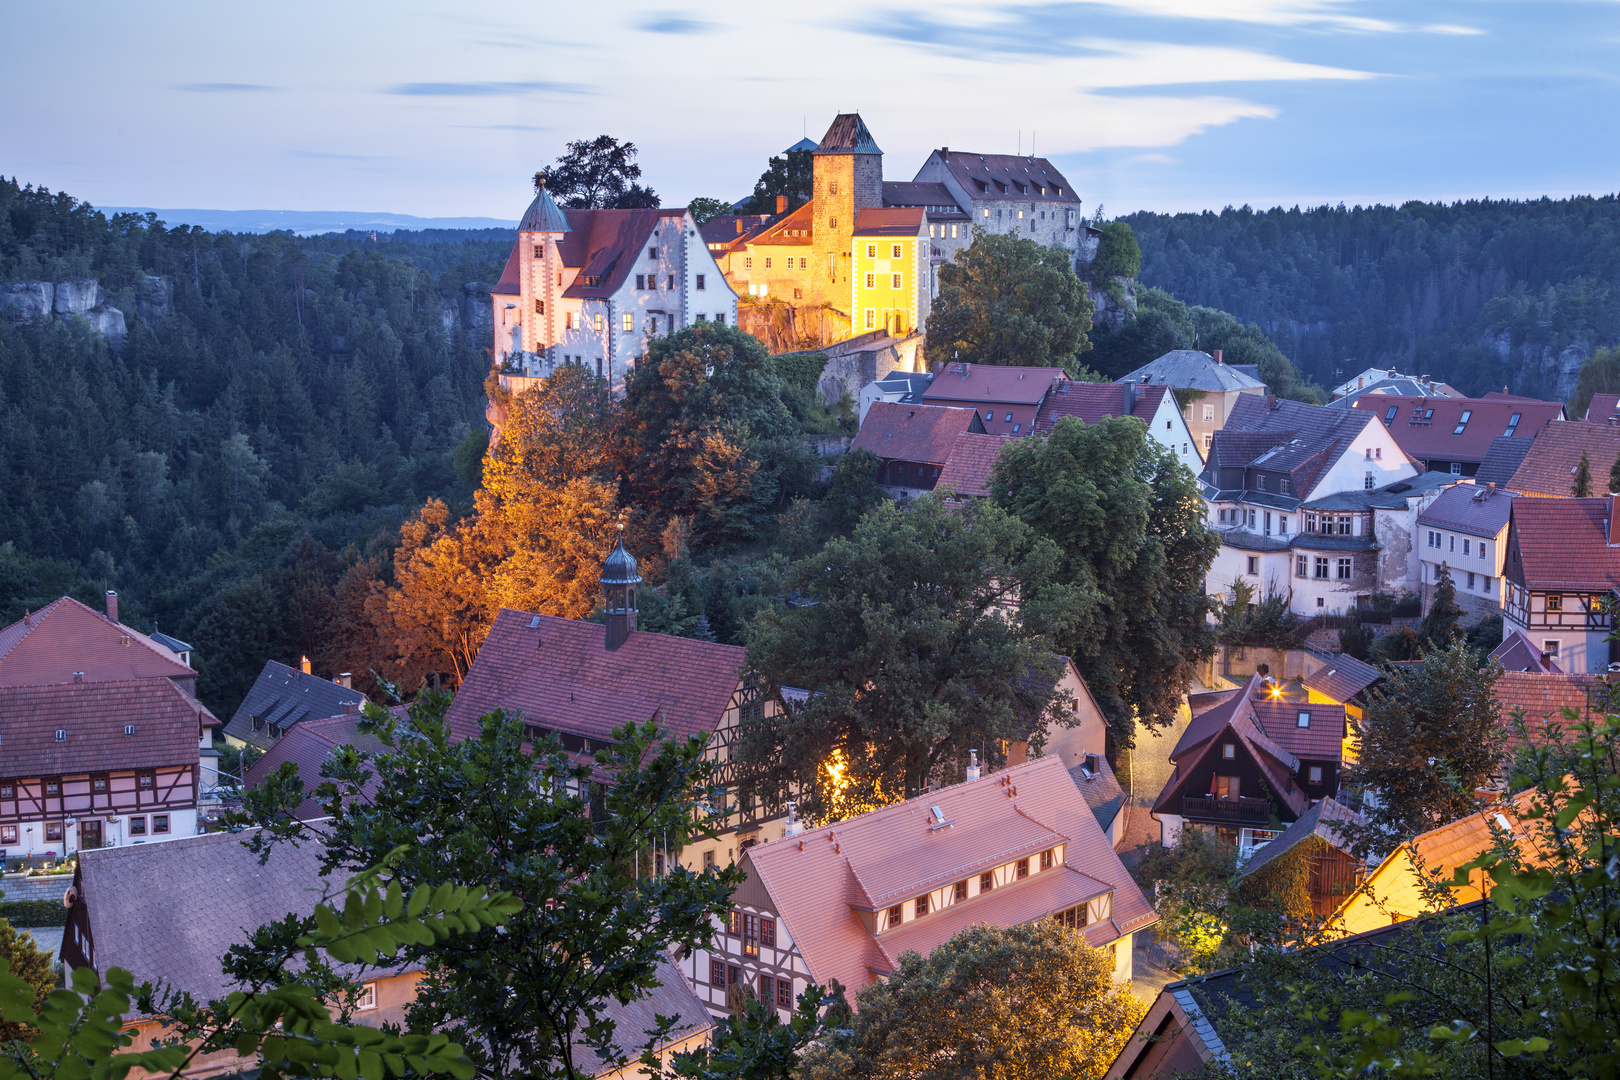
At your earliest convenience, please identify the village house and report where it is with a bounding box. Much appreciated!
[444,540,785,871]
[221,658,365,750]
[1300,651,1382,728]
[680,755,1155,1021]
[856,369,933,422]
[1584,393,1620,423]
[1234,796,1365,918]
[849,208,930,337]
[1201,395,1426,615]
[490,188,736,389]
[1348,393,1563,477]
[1328,367,1462,404]
[1035,377,1204,472]
[1117,349,1268,456]
[1493,418,1620,496]
[1503,496,1620,674]
[849,401,985,494]
[241,712,389,820]
[1152,674,1352,858]
[0,593,196,695]
[922,362,1067,437]
[1414,481,1515,620]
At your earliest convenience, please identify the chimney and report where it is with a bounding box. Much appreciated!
[1212,349,1223,364]
[336,672,352,689]
[775,195,788,214]
[104,591,118,623]
[965,749,981,782]
[300,655,312,675]
[734,218,743,234]
[784,801,803,837]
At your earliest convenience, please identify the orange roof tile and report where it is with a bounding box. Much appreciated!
[0,597,195,688]
[1351,395,1561,463]
[924,363,1067,408]
[1506,497,1620,591]
[852,402,982,466]
[1495,670,1608,746]
[0,678,214,776]
[1507,422,1620,496]
[1252,699,1347,760]
[935,431,1010,498]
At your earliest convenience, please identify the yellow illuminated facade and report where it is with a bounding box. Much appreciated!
[851,211,929,337]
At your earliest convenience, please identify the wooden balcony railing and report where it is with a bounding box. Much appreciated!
[1182,794,1273,824]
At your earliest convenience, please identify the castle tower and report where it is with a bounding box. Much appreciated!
[600,531,641,651]
[517,181,571,359]
[811,114,883,301]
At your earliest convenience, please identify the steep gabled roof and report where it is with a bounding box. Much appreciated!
[1252,698,1347,761]
[1584,393,1620,424]
[1474,435,1536,487]
[1506,496,1620,592]
[1204,395,1382,499]
[0,597,195,688]
[1351,394,1561,462]
[1489,630,1563,673]
[242,712,391,820]
[745,756,1154,1000]
[853,402,982,465]
[935,431,1010,498]
[1239,796,1363,879]
[700,213,773,250]
[923,363,1067,407]
[1417,483,1515,536]
[924,151,1078,203]
[0,678,213,776]
[1505,420,1620,496]
[1302,653,1381,704]
[444,608,744,745]
[558,209,685,300]
[745,202,814,247]
[223,661,366,751]
[1158,674,1307,820]
[815,113,882,156]
[1032,381,1133,430]
[1118,350,1266,392]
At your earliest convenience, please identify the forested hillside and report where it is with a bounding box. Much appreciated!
[0,179,510,709]
[1124,196,1620,401]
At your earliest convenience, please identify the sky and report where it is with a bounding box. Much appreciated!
[4,0,1619,221]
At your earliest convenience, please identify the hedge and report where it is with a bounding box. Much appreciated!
[0,901,64,928]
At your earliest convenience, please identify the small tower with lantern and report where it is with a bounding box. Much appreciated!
[600,527,641,651]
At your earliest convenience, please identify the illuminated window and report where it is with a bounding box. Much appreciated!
[891,274,901,289]
[892,244,902,258]
[355,983,377,1011]
[1039,849,1054,871]
[865,274,874,289]
[593,313,603,332]
[622,313,632,332]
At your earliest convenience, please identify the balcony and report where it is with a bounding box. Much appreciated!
[1182,794,1273,824]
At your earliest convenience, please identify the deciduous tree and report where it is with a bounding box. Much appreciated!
[538,136,659,210]
[744,150,812,215]
[1089,220,1141,283]
[923,231,1094,371]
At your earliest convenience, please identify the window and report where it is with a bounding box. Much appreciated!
[744,258,752,270]
[865,309,875,329]
[1016,857,1030,879]
[1317,596,1326,608]
[1484,576,1493,591]
[565,311,575,330]
[151,813,167,835]
[1222,742,1236,760]
[1453,409,1473,435]
[0,784,10,799]
[1279,516,1289,534]
[695,274,705,290]
[1467,572,1476,590]
[1365,447,1372,461]
[892,244,902,258]
[1547,595,1563,612]
[1505,412,1522,436]
[44,780,59,795]
[703,850,715,870]
[710,958,727,986]
[1040,849,1054,871]
[1449,535,1456,552]
[1480,542,1488,561]
[715,313,725,326]
[891,274,901,289]
[1308,766,1324,784]
[887,904,904,927]
[765,257,772,269]
[647,246,657,260]
[92,776,107,792]
[829,218,838,229]
[1248,509,1256,527]
[667,274,675,290]
[1315,557,1329,579]
[535,298,544,314]
[53,730,64,742]
[1365,471,1375,490]
[1203,404,1215,422]
[1376,447,1383,459]
[979,872,994,893]
[1308,513,1319,533]
[864,273,874,289]
[1053,904,1089,930]
[0,826,14,845]
[593,313,603,332]
[355,983,377,1011]
[1247,556,1259,575]
[622,313,633,332]
[760,917,775,948]
[829,181,838,195]
[915,894,930,918]
[951,224,959,238]
[1427,530,1439,548]
[129,816,147,836]
[793,288,803,299]
[1296,711,1311,728]
[1451,462,1463,475]
[1297,555,1309,578]
[776,978,792,1008]
[1337,558,1353,580]
[1544,640,1560,657]
[533,244,542,258]
[1214,775,1241,800]
[799,257,806,269]
[1005,412,1014,423]
[1463,539,1471,556]
[739,912,762,955]
[1338,516,1353,536]
[1385,405,1398,424]
[46,822,62,842]
[138,772,154,790]
[865,244,875,259]
[954,880,969,902]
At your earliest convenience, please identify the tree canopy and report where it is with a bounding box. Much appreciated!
[1089,220,1141,283]
[744,150,812,215]
[537,136,659,210]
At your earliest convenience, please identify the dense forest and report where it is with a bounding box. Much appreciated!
[0,178,511,710]
[1123,195,1620,401]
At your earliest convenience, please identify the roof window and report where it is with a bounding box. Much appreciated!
[1385,406,1397,425]
[1452,409,1472,436]
[1296,711,1311,728]
[1505,412,1522,436]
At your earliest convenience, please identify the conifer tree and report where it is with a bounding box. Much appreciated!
[1574,450,1593,496]
[1418,563,1465,650]
[1608,449,1620,494]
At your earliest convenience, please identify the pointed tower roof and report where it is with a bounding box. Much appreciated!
[815,113,882,156]
[600,536,641,586]
[519,182,571,233]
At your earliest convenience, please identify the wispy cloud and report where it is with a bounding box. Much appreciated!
[176,82,276,92]
[1423,24,1485,36]
[635,12,718,34]
[385,80,593,96]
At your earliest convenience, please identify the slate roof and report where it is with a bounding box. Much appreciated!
[925,151,1079,203]
[1239,796,1363,878]
[1328,378,1465,408]
[935,432,1010,498]
[0,678,213,776]
[744,756,1155,1000]
[0,597,196,688]
[1300,471,1454,512]
[243,712,391,820]
[700,213,773,250]
[1203,395,1383,501]
[1489,630,1563,673]
[1495,671,1608,745]
[923,363,1067,407]
[1351,394,1561,464]
[1506,496,1620,592]
[571,959,714,1077]
[815,113,882,156]
[1584,393,1620,423]
[444,608,744,745]
[1474,435,1536,487]
[1252,698,1347,760]
[1417,483,1515,536]
[881,182,967,217]
[852,207,925,236]
[869,370,934,404]
[1504,421,1620,497]
[558,209,686,300]
[518,184,571,233]
[1302,654,1381,704]
[1118,350,1267,392]
[1069,754,1126,833]
[223,661,366,751]
[853,402,983,465]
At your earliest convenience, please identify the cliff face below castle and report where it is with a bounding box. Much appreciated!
[0,274,172,346]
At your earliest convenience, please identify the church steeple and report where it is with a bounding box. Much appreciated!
[600,528,641,651]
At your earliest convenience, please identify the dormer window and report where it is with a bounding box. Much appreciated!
[1016,857,1030,879]
[980,871,994,893]
[1039,849,1054,871]
[887,904,903,927]
[915,894,930,918]
[954,880,968,902]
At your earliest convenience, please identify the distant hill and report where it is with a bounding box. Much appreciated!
[100,206,517,236]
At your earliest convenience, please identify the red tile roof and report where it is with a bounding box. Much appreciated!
[444,608,745,744]
[1506,497,1620,591]
[558,209,687,299]
[0,597,195,688]
[924,363,1067,407]
[744,202,814,247]
[1350,395,1560,463]
[1033,382,1131,430]
[852,207,925,236]
[1505,421,1620,497]
[744,756,1154,998]
[243,712,390,819]
[852,402,982,466]
[0,678,213,776]
[1302,654,1381,704]
[700,214,773,250]
[1252,699,1347,760]
[935,432,1010,498]
[1158,674,1308,819]
[1495,671,1608,746]
[491,242,521,295]
[1584,394,1620,424]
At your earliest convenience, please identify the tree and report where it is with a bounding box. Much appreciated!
[743,495,1080,814]
[245,691,752,1080]
[620,322,812,547]
[818,447,882,535]
[1130,828,1241,975]
[538,136,659,210]
[991,416,1220,744]
[1417,563,1465,650]
[744,150,812,215]
[1574,449,1593,496]
[0,856,516,1080]
[685,197,732,227]
[1347,639,1505,852]
[801,922,1144,1080]
[0,919,53,1041]
[923,230,1095,371]
[1573,344,1620,421]
[1089,220,1141,283]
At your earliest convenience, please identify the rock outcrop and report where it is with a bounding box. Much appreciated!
[0,282,54,321]
[2,277,134,347]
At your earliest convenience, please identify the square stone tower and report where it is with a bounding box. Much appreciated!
[811,114,883,307]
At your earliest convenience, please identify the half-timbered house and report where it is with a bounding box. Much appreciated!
[0,677,216,857]
[682,755,1156,1021]
[1503,495,1620,674]
[444,539,785,870]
